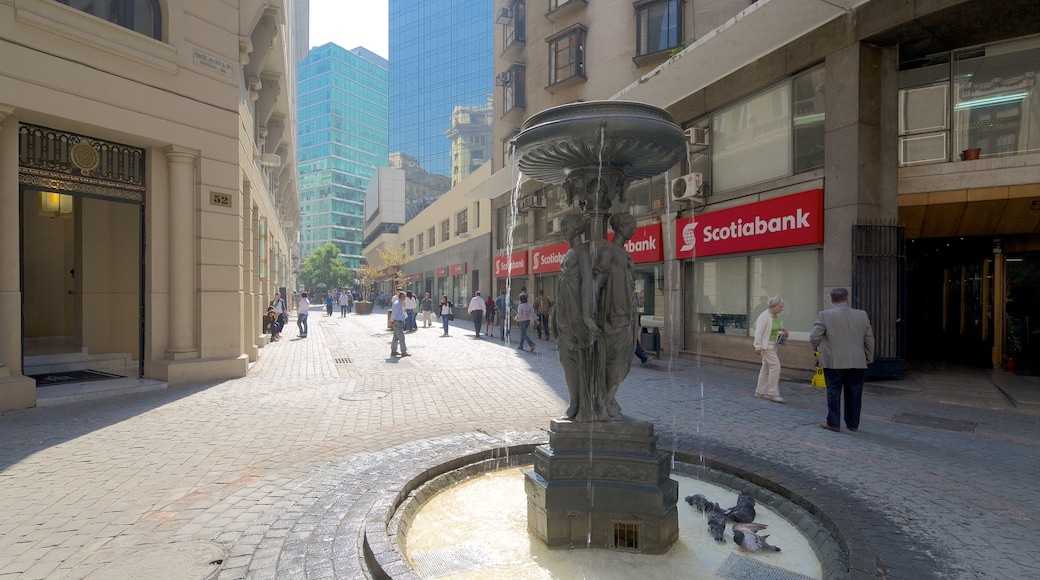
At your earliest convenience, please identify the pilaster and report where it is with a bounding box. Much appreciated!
[162,145,200,359]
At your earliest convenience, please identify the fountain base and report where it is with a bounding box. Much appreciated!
[525,418,679,554]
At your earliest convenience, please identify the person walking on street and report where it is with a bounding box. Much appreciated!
[495,289,515,340]
[389,291,410,357]
[439,295,454,336]
[339,292,349,317]
[811,287,874,432]
[753,296,788,403]
[297,292,310,338]
[404,291,418,332]
[325,292,335,316]
[420,292,434,327]
[467,291,486,337]
[515,294,537,352]
[484,294,497,336]
[534,290,552,340]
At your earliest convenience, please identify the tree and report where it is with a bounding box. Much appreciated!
[298,243,350,292]
[376,246,410,291]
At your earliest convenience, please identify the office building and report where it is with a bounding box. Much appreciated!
[298,43,389,268]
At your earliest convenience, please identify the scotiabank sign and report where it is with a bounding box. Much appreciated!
[531,223,665,274]
[494,250,529,277]
[531,242,569,274]
[608,222,664,263]
[675,189,823,259]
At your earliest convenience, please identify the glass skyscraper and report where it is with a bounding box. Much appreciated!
[389,0,494,183]
[297,43,389,267]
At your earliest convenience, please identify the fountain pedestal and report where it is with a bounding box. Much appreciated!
[525,419,679,554]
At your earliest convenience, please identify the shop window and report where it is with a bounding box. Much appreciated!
[711,81,793,192]
[58,0,162,40]
[693,250,818,339]
[636,0,682,57]
[548,26,587,86]
[899,35,1040,164]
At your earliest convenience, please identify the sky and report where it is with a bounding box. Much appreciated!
[308,0,390,60]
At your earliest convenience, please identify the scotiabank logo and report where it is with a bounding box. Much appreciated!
[494,251,528,277]
[676,189,823,259]
[607,223,664,264]
[531,242,569,274]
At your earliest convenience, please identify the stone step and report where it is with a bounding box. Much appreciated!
[24,351,136,376]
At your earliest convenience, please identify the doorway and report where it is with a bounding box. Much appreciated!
[20,189,143,380]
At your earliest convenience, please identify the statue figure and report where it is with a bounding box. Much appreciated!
[592,212,638,420]
[553,213,599,421]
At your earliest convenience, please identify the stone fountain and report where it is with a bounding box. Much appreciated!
[512,101,687,554]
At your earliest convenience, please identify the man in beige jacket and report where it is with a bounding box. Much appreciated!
[810,287,874,432]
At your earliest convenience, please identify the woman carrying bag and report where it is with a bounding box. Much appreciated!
[439,295,454,336]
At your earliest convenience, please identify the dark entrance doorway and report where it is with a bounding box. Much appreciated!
[906,237,995,369]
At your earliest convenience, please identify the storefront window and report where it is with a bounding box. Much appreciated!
[694,250,818,338]
[712,81,792,192]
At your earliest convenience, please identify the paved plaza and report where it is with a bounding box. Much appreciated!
[2,307,1039,579]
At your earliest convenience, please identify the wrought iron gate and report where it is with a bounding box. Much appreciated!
[853,224,907,378]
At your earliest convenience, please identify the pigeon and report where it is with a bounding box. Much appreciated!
[685,494,721,513]
[706,506,727,542]
[725,491,756,523]
[732,522,780,552]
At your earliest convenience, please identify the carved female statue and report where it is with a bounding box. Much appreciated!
[553,213,598,421]
[592,212,638,420]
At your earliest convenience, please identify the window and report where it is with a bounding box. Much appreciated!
[58,0,161,40]
[712,82,793,192]
[428,227,436,247]
[408,239,414,256]
[501,64,526,113]
[693,250,818,340]
[441,219,450,242]
[504,1,526,49]
[457,209,469,235]
[417,233,424,253]
[636,0,682,57]
[548,26,587,85]
[793,66,826,172]
[549,0,580,10]
[899,36,1040,164]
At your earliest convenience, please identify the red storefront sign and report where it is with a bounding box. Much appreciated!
[494,250,529,278]
[450,263,467,276]
[607,222,664,264]
[531,242,570,274]
[436,267,448,278]
[675,189,823,259]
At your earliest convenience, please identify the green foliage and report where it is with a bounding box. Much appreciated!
[298,243,351,291]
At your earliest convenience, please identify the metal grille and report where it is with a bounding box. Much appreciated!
[611,521,641,551]
[854,223,907,378]
[334,358,352,364]
[717,553,815,580]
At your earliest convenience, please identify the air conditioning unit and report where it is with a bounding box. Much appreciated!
[547,217,562,234]
[496,71,512,86]
[671,173,704,202]
[684,127,710,147]
[496,6,512,23]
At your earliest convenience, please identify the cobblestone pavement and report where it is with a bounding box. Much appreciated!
[1,308,1039,579]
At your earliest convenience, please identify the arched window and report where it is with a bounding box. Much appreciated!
[58,0,161,40]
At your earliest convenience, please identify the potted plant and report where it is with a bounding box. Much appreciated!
[354,264,381,315]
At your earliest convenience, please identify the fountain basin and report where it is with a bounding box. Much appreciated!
[512,101,686,185]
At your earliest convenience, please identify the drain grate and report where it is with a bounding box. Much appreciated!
[410,543,500,577]
[717,553,815,580]
[611,521,641,552]
[893,413,977,432]
[334,357,352,364]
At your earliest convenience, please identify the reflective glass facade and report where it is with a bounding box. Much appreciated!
[297,44,388,268]
[389,0,493,180]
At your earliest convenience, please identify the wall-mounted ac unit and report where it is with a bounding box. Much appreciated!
[496,71,512,86]
[684,127,709,147]
[547,217,562,234]
[671,173,704,202]
[518,195,545,210]
[496,7,512,23]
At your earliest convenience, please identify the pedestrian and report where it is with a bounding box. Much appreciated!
[534,289,552,340]
[811,287,875,432]
[389,291,410,357]
[753,296,788,403]
[439,295,454,336]
[404,291,418,331]
[467,291,486,337]
[484,293,497,336]
[515,293,536,352]
[495,289,515,340]
[264,307,281,341]
[339,291,348,317]
[518,286,528,302]
[270,293,286,340]
[420,292,434,327]
[347,291,354,313]
[297,291,310,338]
[325,292,334,316]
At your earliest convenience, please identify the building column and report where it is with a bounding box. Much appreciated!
[162,146,199,357]
[0,106,38,411]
